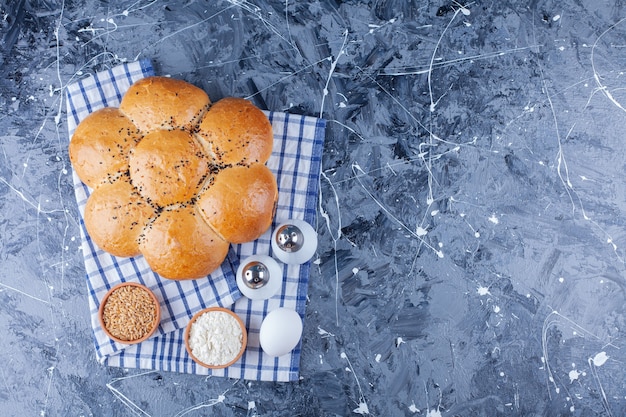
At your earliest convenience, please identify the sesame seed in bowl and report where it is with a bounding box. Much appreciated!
[98,282,161,344]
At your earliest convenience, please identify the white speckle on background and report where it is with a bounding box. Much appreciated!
[318,326,335,338]
[353,402,369,415]
[477,286,491,296]
[592,351,609,367]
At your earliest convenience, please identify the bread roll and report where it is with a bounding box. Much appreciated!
[83,176,155,257]
[70,76,278,280]
[69,107,139,188]
[129,129,210,207]
[196,97,273,166]
[119,76,210,132]
[196,163,278,244]
[139,205,229,280]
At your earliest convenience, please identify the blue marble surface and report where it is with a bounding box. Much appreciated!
[1,0,626,415]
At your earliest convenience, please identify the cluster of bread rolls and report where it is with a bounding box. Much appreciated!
[69,76,278,280]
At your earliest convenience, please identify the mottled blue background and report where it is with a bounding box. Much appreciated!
[1,1,625,416]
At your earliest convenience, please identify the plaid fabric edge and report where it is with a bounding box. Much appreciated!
[66,61,327,382]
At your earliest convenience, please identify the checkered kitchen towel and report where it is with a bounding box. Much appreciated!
[66,60,325,382]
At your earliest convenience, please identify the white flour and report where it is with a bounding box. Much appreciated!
[188,310,243,366]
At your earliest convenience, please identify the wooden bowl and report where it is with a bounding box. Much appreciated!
[98,282,161,344]
[184,307,247,369]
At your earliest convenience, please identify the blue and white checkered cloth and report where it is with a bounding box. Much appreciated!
[66,60,325,382]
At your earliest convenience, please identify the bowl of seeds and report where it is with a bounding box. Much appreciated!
[98,282,161,344]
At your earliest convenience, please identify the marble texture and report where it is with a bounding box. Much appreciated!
[1,0,626,415]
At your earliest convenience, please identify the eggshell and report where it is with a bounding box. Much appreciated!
[259,308,303,357]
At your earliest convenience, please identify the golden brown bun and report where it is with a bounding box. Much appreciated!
[196,163,278,244]
[197,97,273,165]
[84,176,155,257]
[119,76,210,132]
[69,108,139,188]
[139,205,229,280]
[70,76,277,280]
[129,129,210,207]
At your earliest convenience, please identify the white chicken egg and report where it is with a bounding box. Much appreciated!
[259,308,303,357]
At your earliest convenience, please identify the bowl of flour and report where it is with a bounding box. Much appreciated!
[184,307,247,369]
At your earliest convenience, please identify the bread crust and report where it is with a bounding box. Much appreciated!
[83,176,155,257]
[197,97,273,166]
[196,163,278,244]
[129,129,210,207]
[71,76,277,280]
[119,76,210,132]
[69,107,139,188]
[139,205,229,280]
